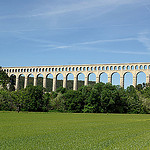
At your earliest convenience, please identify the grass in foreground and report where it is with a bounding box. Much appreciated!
[0,112,150,150]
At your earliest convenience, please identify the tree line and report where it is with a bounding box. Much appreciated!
[0,68,150,113]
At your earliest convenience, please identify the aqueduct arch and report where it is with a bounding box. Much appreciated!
[2,62,150,91]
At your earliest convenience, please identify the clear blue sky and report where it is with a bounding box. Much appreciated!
[1,0,150,67]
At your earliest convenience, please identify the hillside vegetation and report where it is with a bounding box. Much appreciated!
[0,82,150,113]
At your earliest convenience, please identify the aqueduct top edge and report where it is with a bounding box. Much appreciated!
[2,62,150,69]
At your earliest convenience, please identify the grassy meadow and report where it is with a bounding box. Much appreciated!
[0,112,150,150]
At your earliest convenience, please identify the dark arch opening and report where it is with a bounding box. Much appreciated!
[67,73,74,90]
[10,74,16,91]
[77,73,85,89]
[19,74,25,90]
[37,74,43,87]
[46,74,53,92]
[27,74,34,86]
[56,73,63,89]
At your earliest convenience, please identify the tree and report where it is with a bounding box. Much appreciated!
[63,90,84,112]
[83,88,101,113]
[126,85,144,113]
[23,85,44,111]
[0,68,10,90]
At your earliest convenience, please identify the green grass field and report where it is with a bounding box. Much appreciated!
[0,112,150,150]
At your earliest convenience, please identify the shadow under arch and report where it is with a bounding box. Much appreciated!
[66,73,74,90]
[10,74,16,91]
[88,72,96,85]
[46,73,53,92]
[37,74,43,87]
[27,74,34,86]
[123,72,133,89]
[111,72,120,86]
[99,72,108,84]
[56,73,63,89]
[77,73,85,89]
[19,74,25,90]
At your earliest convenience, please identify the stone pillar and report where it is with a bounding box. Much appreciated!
[15,77,19,90]
[24,77,28,89]
[133,76,137,87]
[53,77,57,91]
[43,77,47,88]
[84,76,88,86]
[73,76,77,90]
[120,76,124,88]
[96,76,99,83]
[34,76,37,86]
[108,76,112,84]
[63,76,67,88]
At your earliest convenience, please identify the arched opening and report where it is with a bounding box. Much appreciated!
[87,67,90,71]
[124,72,133,89]
[114,66,117,70]
[37,74,43,87]
[106,66,109,70]
[100,73,108,84]
[122,66,126,70]
[56,73,63,89]
[137,72,146,88]
[98,66,101,70]
[111,72,120,86]
[10,74,16,91]
[140,65,143,70]
[66,73,74,90]
[127,66,130,70]
[131,66,134,70]
[77,73,85,89]
[46,74,53,92]
[19,74,25,90]
[110,66,113,70]
[88,73,96,85]
[27,74,34,86]
[135,65,138,70]
[144,65,147,69]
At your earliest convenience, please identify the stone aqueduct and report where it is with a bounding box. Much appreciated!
[2,62,150,91]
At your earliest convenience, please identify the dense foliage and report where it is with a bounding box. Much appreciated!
[0,68,10,90]
[0,82,150,113]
